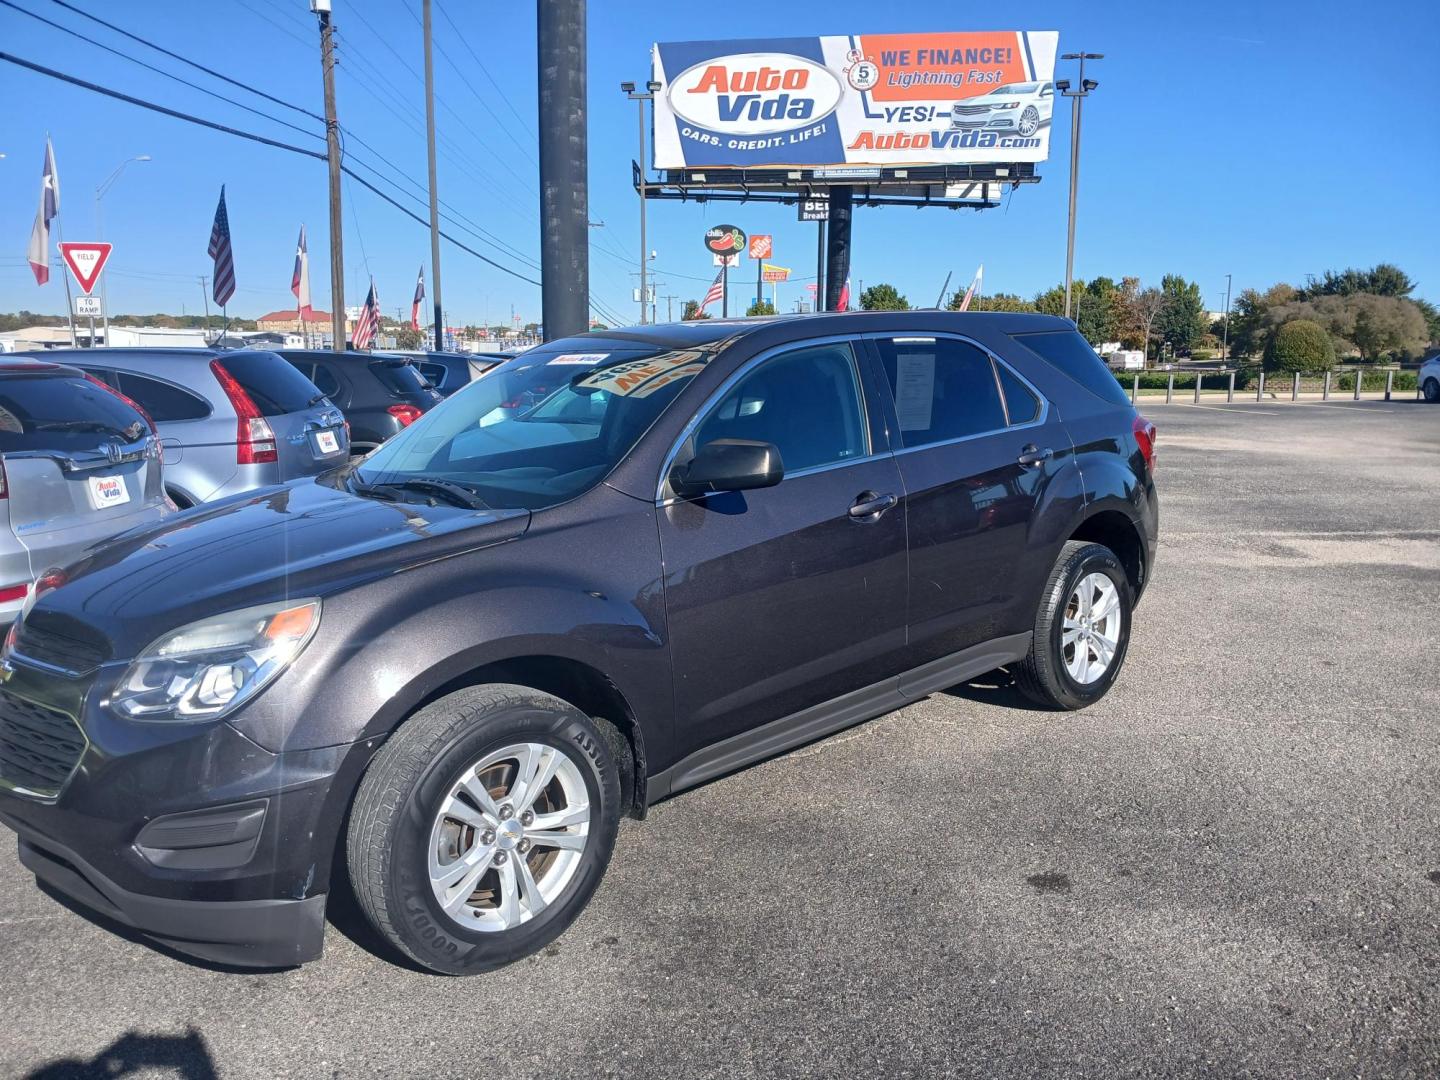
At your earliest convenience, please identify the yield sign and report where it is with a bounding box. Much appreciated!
[58,242,113,295]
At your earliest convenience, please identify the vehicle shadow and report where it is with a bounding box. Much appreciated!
[939,666,1053,712]
[24,1027,218,1079]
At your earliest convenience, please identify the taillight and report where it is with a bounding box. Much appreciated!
[387,404,423,427]
[0,459,7,499]
[0,583,27,604]
[210,360,278,464]
[1133,414,1157,472]
[83,372,157,435]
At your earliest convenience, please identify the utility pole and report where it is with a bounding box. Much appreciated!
[1059,52,1102,321]
[422,0,444,351]
[622,81,661,324]
[315,0,346,352]
[1221,273,1232,363]
[539,0,589,340]
[198,275,211,337]
[664,293,675,322]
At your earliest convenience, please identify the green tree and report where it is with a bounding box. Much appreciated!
[860,283,910,311]
[1264,319,1336,373]
[962,292,1035,313]
[1226,283,1295,359]
[1299,262,1415,300]
[682,300,711,321]
[1075,276,1122,344]
[746,299,777,317]
[1267,294,1429,362]
[1154,274,1206,352]
[392,327,424,349]
[1032,284,1068,317]
[1414,298,1440,345]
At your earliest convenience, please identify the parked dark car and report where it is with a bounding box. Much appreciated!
[0,359,171,624]
[31,348,348,508]
[0,313,1157,973]
[401,351,507,397]
[278,349,441,453]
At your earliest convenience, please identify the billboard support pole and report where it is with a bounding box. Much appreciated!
[422,0,445,352]
[1059,52,1102,322]
[538,0,589,340]
[722,262,728,318]
[825,186,853,314]
[756,256,762,310]
[815,219,825,312]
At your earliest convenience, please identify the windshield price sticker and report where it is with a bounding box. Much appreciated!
[579,352,704,397]
[548,353,611,365]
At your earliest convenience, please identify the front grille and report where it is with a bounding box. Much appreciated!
[13,621,109,675]
[953,103,990,115]
[0,687,86,797]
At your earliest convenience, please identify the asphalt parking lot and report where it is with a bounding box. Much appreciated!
[2,398,1437,1079]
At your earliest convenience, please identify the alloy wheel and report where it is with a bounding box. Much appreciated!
[1019,106,1040,136]
[428,742,590,932]
[1061,572,1121,685]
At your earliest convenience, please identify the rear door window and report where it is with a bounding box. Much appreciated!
[0,372,149,452]
[216,351,322,416]
[416,361,447,388]
[115,371,211,422]
[1010,330,1132,406]
[873,336,1007,447]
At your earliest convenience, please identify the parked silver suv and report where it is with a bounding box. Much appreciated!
[0,358,170,624]
[34,349,348,507]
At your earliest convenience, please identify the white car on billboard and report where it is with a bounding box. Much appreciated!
[949,81,1054,138]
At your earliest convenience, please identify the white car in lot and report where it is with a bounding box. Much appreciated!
[950,81,1054,138]
[1421,354,1440,402]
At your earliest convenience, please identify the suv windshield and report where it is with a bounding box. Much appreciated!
[0,370,149,452]
[353,344,711,510]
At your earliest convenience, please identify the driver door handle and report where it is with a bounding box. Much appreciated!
[1018,444,1054,468]
[849,491,898,519]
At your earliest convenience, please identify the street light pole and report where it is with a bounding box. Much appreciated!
[94,154,150,346]
[422,0,444,351]
[1058,52,1102,322]
[1221,273,1232,363]
[622,81,661,325]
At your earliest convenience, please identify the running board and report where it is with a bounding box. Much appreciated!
[646,632,1031,803]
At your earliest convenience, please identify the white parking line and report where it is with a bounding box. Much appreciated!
[1145,402,1281,414]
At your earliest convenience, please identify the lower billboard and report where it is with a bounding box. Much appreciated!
[651,31,1059,170]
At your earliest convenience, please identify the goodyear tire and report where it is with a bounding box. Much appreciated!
[347,684,621,975]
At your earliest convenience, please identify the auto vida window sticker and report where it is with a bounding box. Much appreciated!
[578,352,707,398]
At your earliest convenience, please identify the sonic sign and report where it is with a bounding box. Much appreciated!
[652,32,1059,169]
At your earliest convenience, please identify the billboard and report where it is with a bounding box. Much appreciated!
[652,32,1059,170]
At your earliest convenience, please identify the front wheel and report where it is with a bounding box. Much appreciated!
[1018,105,1041,136]
[1014,541,1132,710]
[347,684,621,974]
[1424,378,1439,403]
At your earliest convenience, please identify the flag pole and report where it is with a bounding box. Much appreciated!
[55,222,78,347]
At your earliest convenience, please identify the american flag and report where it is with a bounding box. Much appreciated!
[26,137,59,286]
[207,186,236,306]
[698,267,724,313]
[352,278,380,349]
[291,224,312,319]
[411,265,425,331]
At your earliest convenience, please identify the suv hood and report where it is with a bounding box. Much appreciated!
[22,477,529,655]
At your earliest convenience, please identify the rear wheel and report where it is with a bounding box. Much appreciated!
[1018,105,1041,136]
[1014,541,1132,710]
[347,684,621,974]
[1424,378,1439,403]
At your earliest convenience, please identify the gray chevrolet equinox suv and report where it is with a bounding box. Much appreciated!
[0,313,1157,974]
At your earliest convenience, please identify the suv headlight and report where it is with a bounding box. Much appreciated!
[108,599,321,722]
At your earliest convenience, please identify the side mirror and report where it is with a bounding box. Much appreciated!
[670,439,783,498]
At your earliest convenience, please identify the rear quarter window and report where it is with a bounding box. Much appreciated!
[1010,330,1132,407]
[215,351,322,416]
[115,372,211,422]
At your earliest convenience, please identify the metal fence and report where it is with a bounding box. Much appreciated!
[1126,367,1421,405]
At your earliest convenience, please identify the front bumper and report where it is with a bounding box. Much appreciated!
[9,818,327,967]
[0,651,370,968]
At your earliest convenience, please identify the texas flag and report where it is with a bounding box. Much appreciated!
[957,264,984,312]
[26,138,59,285]
[291,225,313,319]
[411,264,425,331]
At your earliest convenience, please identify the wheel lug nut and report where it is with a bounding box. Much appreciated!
[520,810,534,826]
[493,851,508,865]
[498,804,514,820]
[481,829,496,845]
[517,838,531,853]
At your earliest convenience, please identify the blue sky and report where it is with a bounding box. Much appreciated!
[2,0,1437,327]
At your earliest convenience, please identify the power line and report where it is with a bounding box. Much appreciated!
[44,0,323,122]
[230,0,312,52]
[0,50,542,286]
[433,0,534,142]
[3,0,323,144]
